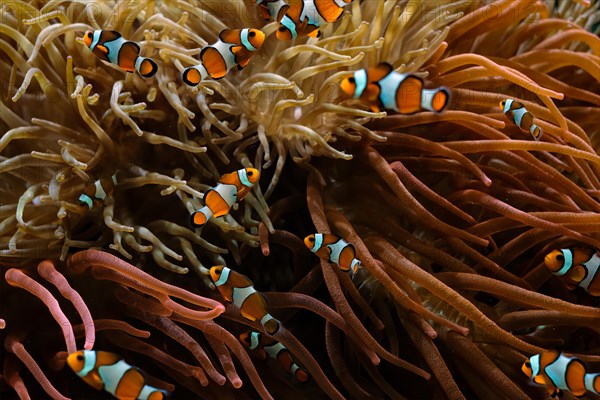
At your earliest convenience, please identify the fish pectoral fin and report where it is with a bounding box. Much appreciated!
[364,83,381,102]
[240,310,257,321]
[369,104,381,113]
[96,44,109,55]
[307,28,321,38]
[89,371,105,388]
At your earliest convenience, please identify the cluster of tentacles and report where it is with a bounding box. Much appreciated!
[1,0,600,399]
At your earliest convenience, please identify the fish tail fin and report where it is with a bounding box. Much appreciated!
[190,206,213,227]
[530,124,542,141]
[135,57,158,77]
[421,87,450,113]
[182,65,208,86]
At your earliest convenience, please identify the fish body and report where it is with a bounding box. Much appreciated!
[522,350,600,398]
[544,247,600,296]
[182,28,265,85]
[340,62,450,114]
[256,0,289,21]
[276,0,353,40]
[83,30,158,77]
[209,266,280,334]
[79,174,118,209]
[239,330,310,382]
[190,168,259,227]
[304,233,361,276]
[66,350,170,400]
[500,99,543,140]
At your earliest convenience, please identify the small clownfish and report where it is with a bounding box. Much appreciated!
[239,330,310,383]
[82,30,158,78]
[190,168,260,228]
[522,350,600,398]
[340,62,450,114]
[256,0,289,22]
[276,0,354,40]
[500,99,543,141]
[66,350,170,400]
[182,28,265,86]
[544,247,600,296]
[304,233,361,276]
[79,174,118,210]
[209,266,280,334]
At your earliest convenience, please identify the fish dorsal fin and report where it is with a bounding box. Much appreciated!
[369,62,394,81]
[102,30,122,41]
[219,29,242,45]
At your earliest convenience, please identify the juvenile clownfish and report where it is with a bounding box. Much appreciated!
[209,266,280,334]
[82,30,158,78]
[256,0,289,22]
[500,99,543,141]
[544,247,600,296]
[304,233,361,276]
[190,168,259,228]
[182,28,265,86]
[66,350,170,400]
[239,330,310,383]
[522,350,600,398]
[79,174,118,210]
[340,62,450,114]
[276,0,354,40]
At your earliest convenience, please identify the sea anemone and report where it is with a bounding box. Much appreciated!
[1,0,600,399]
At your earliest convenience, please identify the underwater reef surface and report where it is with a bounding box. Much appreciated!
[1,0,600,399]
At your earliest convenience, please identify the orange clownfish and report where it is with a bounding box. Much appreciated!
[190,168,259,228]
[276,0,354,40]
[544,247,600,296]
[79,174,117,210]
[500,99,542,141]
[66,350,170,400]
[304,233,361,276]
[182,28,265,85]
[239,330,310,383]
[83,30,158,78]
[340,62,450,114]
[209,266,280,334]
[522,350,600,398]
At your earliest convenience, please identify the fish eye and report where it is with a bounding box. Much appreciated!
[77,355,84,361]
[309,237,315,242]
[348,77,355,84]
[249,31,256,37]
[86,32,92,38]
[278,26,286,32]
[247,170,253,176]
[556,254,564,261]
[214,269,221,275]
[525,361,531,368]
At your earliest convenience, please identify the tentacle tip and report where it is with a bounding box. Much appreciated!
[230,377,243,388]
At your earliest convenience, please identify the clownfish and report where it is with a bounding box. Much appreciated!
[276,0,353,40]
[239,330,310,383]
[522,350,600,398]
[209,266,280,334]
[79,174,118,210]
[190,168,259,228]
[66,350,170,400]
[82,30,158,78]
[256,0,289,22]
[182,28,265,86]
[500,99,543,141]
[304,233,361,276]
[544,247,600,296]
[340,62,450,114]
